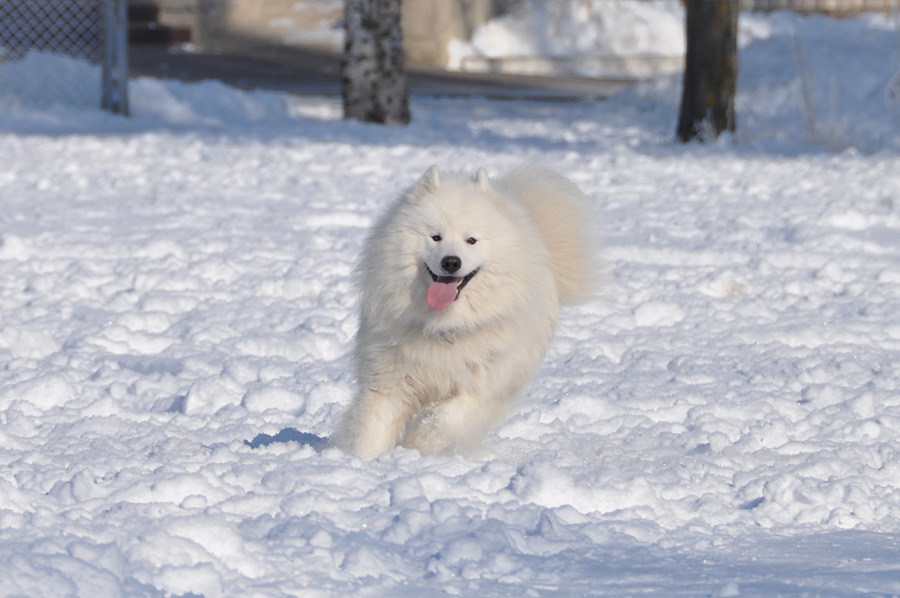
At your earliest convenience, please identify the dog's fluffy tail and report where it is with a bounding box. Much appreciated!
[499,166,599,305]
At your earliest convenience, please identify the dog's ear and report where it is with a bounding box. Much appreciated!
[409,166,440,201]
[474,168,490,191]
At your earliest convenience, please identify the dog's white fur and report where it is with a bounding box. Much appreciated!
[335,166,596,460]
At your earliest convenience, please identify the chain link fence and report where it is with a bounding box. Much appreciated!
[0,0,128,113]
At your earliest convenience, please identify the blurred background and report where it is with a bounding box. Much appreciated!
[133,0,898,87]
[2,0,898,112]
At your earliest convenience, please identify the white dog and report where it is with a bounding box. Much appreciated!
[335,166,597,460]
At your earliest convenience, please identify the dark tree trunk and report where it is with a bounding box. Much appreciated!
[676,0,738,142]
[341,0,410,125]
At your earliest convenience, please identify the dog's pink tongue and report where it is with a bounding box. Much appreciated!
[427,281,458,310]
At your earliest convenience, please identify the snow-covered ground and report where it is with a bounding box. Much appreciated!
[2,9,900,598]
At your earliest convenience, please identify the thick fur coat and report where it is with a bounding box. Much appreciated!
[335,166,596,460]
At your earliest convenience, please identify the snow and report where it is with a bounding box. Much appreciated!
[447,0,687,76]
[2,8,900,598]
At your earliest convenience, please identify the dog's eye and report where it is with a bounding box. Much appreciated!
[431,234,442,242]
[466,237,477,245]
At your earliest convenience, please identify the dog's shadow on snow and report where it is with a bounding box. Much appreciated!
[244,428,330,452]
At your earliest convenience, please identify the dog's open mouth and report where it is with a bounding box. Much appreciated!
[425,265,479,310]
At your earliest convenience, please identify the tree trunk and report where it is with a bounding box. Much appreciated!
[676,0,738,142]
[341,0,410,125]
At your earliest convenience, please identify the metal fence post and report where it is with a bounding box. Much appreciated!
[102,0,129,115]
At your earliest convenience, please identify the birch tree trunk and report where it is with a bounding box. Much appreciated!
[676,0,738,142]
[341,0,410,125]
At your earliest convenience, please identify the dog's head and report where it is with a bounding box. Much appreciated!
[412,167,492,311]
[359,166,546,335]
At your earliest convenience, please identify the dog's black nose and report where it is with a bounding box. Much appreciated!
[441,255,461,274]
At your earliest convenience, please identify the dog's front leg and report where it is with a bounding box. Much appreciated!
[403,391,496,456]
[336,389,418,460]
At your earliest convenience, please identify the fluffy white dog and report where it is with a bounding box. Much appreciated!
[335,166,597,460]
